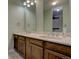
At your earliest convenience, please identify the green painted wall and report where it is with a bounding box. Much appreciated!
[44,8,52,32]
[63,3,71,32]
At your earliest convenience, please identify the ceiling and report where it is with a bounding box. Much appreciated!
[9,0,70,10]
[44,0,70,10]
[8,0,25,6]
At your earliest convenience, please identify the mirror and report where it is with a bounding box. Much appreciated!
[23,0,36,33]
[44,0,71,32]
[24,0,71,33]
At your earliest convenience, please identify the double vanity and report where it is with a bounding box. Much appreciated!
[13,33,71,59]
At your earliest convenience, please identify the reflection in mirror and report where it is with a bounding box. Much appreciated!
[53,7,63,32]
[44,0,71,33]
[23,0,36,33]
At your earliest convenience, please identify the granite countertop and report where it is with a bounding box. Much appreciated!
[14,32,71,46]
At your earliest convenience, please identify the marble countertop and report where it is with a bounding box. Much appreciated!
[14,32,71,46]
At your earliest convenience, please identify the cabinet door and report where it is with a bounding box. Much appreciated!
[29,44,43,59]
[14,35,18,51]
[44,49,70,59]
[18,37,25,57]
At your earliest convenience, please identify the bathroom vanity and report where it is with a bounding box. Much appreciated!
[13,33,71,59]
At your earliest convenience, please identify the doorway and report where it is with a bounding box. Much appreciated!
[52,7,63,32]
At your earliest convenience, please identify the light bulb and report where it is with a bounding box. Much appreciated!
[27,0,30,3]
[52,1,58,6]
[56,9,60,11]
[34,0,36,3]
[31,2,34,5]
[27,4,30,7]
[23,2,27,5]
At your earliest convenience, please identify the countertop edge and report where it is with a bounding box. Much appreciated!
[13,33,71,46]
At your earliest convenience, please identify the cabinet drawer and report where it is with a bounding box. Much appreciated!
[18,36,25,41]
[45,42,71,56]
[14,35,18,39]
[44,49,70,59]
[30,38,43,47]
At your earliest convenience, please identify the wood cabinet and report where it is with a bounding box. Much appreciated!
[14,35,26,58]
[29,39,43,59]
[44,42,71,59]
[26,37,43,59]
[18,38,25,57]
[44,49,70,59]
[14,35,18,51]
[44,42,71,57]
[30,39,43,47]
[29,44,43,59]
[13,34,71,59]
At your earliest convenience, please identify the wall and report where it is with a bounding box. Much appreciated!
[63,3,71,32]
[44,9,52,32]
[36,0,44,32]
[25,6,36,33]
[8,0,25,50]
[44,2,71,32]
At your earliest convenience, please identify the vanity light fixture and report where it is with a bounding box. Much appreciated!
[24,0,36,7]
[27,4,30,7]
[31,2,34,5]
[52,1,58,6]
[26,0,30,3]
[23,2,27,5]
